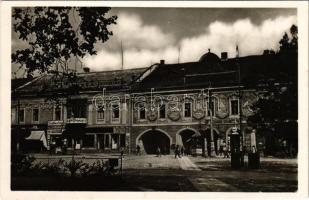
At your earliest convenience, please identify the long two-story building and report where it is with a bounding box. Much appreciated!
[12,50,291,155]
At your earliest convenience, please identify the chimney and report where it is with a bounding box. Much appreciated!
[221,52,228,61]
[83,67,90,73]
[160,60,165,65]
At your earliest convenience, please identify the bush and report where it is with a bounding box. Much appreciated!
[80,159,119,177]
[12,155,119,178]
[11,154,36,176]
[64,158,85,177]
[41,159,65,176]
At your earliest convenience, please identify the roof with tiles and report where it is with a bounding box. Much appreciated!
[13,67,147,95]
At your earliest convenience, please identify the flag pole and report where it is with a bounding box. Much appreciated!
[121,40,124,70]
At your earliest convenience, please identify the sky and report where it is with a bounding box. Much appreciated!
[12,7,297,77]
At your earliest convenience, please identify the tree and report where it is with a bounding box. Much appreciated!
[247,25,298,157]
[279,24,298,55]
[12,7,117,77]
[12,7,117,154]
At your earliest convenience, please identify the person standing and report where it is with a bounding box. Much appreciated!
[157,146,161,157]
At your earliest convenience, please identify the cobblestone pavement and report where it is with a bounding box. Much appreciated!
[27,153,297,192]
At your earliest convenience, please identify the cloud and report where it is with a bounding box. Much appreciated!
[84,15,297,71]
[180,16,297,61]
[112,13,175,50]
[84,47,179,70]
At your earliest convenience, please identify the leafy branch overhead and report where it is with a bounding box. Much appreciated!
[247,25,298,156]
[12,7,117,76]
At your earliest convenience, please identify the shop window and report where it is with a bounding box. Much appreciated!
[159,104,166,119]
[32,108,39,122]
[184,102,192,118]
[230,99,239,116]
[120,134,126,147]
[83,135,95,147]
[105,134,110,147]
[111,134,119,149]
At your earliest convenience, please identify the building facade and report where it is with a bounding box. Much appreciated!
[12,51,279,155]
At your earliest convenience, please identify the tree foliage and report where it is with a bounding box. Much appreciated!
[279,24,298,54]
[247,25,298,156]
[12,7,117,77]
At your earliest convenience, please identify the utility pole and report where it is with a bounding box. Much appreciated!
[236,45,243,149]
[208,85,216,157]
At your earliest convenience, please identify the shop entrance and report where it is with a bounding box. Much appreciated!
[97,133,126,151]
[138,130,171,154]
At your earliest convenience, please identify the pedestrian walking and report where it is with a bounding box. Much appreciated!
[223,145,228,158]
[136,145,141,155]
[175,145,181,158]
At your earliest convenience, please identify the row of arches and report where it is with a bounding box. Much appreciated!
[136,127,237,154]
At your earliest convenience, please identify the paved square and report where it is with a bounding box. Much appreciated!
[18,153,297,191]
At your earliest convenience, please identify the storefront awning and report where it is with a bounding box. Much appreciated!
[26,131,47,148]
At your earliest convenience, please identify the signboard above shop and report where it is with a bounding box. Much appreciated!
[48,120,64,126]
[67,118,87,124]
[47,121,64,135]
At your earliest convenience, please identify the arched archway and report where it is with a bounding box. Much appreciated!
[176,128,201,155]
[136,129,171,154]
